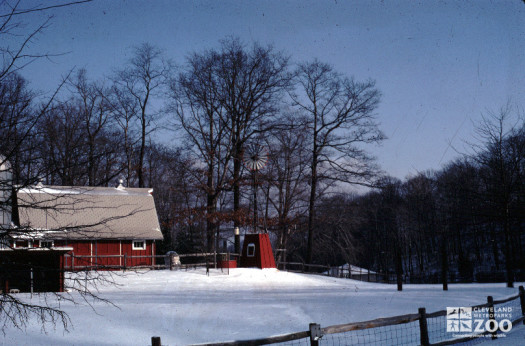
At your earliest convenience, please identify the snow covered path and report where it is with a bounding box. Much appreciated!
[2,268,524,345]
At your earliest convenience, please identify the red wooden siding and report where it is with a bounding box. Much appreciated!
[65,241,93,268]
[121,240,154,267]
[240,234,276,269]
[95,240,121,268]
[10,238,157,270]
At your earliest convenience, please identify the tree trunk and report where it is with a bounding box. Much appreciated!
[394,236,403,291]
[306,152,318,266]
[138,112,146,188]
[206,193,217,253]
[441,236,448,291]
[504,203,514,288]
[233,141,242,229]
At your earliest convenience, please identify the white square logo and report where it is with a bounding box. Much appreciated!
[447,307,472,333]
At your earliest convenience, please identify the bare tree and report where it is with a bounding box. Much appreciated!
[0,1,51,81]
[402,172,439,279]
[66,69,116,186]
[214,38,291,230]
[291,59,384,265]
[109,83,140,186]
[39,101,86,185]
[171,38,290,251]
[261,115,310,263]
[314,194,360,267]
[170,49,234,252]
[0,73,40,185]
[471,104,524,288]
[114,43,170,187]
[0,0,126,334]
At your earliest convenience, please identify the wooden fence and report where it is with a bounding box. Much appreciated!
[150,285,525,346]
[64,253,166,270]
[64,252,239,271]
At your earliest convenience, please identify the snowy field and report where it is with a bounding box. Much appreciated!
[2,268,525,345]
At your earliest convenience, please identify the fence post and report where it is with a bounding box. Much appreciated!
[124,253,127,272]
[30,267,33,297]
[519,286,525,325]
[151,336,161,346]
[487,296,496,339]
[309,323,322,346]
[418,307,430,346]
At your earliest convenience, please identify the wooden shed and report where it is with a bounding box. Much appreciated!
[240,233,276,269]
[0,247,71,293]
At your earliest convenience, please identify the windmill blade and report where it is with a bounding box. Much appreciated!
[243,144,268,171]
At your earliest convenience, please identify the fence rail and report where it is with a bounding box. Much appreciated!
[174,285,525,346]
[64,252,239,271]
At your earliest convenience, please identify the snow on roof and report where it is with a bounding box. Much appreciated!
[16,185,163,240]
[0,246,73,252]
[20,185,153,196]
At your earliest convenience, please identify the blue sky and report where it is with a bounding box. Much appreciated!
[13,0,525,180]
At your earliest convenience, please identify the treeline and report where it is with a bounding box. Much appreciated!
[2,37,524,283]
[307,109,524,286]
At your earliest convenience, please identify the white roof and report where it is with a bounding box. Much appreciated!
[16,185,163,241]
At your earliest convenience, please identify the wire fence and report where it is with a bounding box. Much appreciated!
[278,261,400,284]
[177,286,525,346]
[277,262,525,285]
[319,322,421,345]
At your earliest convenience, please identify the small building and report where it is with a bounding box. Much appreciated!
[0,247,72,293]
[240,233,276,269]
[9,183,163,270]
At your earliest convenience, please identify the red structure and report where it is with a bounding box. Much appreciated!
[11,239,157,269]
[217,259,237,269]
[10,184,163,270]
[240,233,276,269]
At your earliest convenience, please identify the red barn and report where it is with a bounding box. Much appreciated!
[10,183,163,270]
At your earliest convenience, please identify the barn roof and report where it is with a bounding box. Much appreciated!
[15,185,163,240]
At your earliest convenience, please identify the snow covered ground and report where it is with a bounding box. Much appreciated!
[2,268,524,345]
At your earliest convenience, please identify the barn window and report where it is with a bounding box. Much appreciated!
[39,240,54,248]
[132,240,146,250]
[247,243,256,257]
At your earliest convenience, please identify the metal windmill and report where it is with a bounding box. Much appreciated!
[243,143,268,233]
